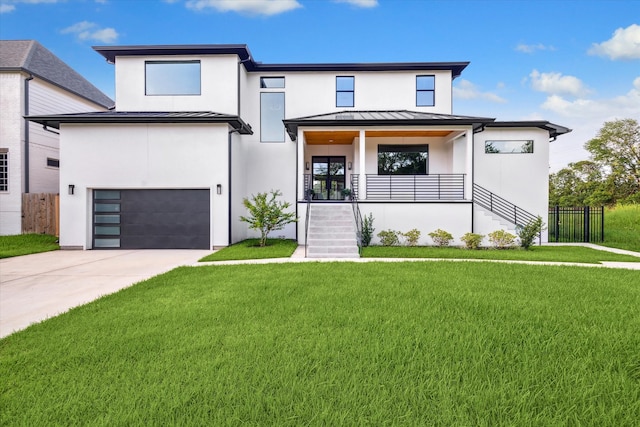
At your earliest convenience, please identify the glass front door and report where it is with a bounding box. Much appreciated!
[312,156,346,200]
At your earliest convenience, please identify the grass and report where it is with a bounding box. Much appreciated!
[601,204,640,252]
[362,244,639,264]
[0,234,59,259]
[1,262,639,425]
[199,238,297,261]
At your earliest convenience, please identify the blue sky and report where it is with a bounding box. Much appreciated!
[1,0,639,171]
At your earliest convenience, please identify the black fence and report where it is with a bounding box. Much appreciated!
[548,206,604,243]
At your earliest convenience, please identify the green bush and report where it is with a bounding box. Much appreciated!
[461,232,484,250]
[517,216,546,250]
[488,230,516,249]
[377,230,400,246]
[361,213,375,247]
[403,229,421,246]
[428,229,454,247]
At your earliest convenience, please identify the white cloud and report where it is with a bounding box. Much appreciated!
[61,21,119,43]
[0,4,16,12]
[588,24,640,60]
[0,0,61,12]
[515,43,556,54]
[529,69,590,97]
[186,0,301,16]
[453,79,507,103]
[333,0,378,7]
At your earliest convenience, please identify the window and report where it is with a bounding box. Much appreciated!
[0,149,7,191]
[485,140,534,154]
[416,75,435,106]
[336,76,354,107]
[260,77,285,88]
[378,145,429,175]
[260,92,285,142]
[47,158,59,168]
[145,61,201,96]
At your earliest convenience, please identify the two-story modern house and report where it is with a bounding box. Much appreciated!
[0,40,113,235]
[27,44,569,254]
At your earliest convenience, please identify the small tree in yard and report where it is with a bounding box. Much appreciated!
[240,190,297,247]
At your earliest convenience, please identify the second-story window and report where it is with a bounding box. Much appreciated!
[145,61,201,96]
[260,77,285,88]
[336,76,354,107]
[416,75,435,106]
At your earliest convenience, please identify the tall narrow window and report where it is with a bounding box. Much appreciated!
[416,75,435,106]
[145,61,201,96]
[260,92,285,142]
[336,76,355,107]
[0,149,7,192]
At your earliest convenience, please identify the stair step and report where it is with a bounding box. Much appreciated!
[307,239,357,246]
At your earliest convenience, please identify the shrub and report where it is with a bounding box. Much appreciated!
[378,230,400,246]
[461,232,484,249]
[428,229,454,247]
[488,229,516,249]
[517,216,546,250]
[361,213,375,247]
[403,229,421,246]
[240,190,297,247]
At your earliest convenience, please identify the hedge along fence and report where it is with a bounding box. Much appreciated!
[22,193,59,236]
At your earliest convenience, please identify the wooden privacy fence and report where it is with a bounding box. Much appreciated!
[22,193,59,236]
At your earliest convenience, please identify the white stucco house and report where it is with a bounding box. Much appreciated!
[27,44,570,253]
[0,40,113,235]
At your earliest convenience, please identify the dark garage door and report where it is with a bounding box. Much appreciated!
[93,189,210,249]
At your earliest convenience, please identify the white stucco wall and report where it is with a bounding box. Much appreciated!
[473,127,550,242]
[0,73,24,235]
[115,55,239,113]
[59,123,231,249]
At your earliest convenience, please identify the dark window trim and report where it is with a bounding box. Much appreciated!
[46,157,59,168]
[260,76,285,88]
[336,76,355,108]
[416,75,435,107]
[0,148,8,192]
[377,144,429,175]
[260,92,286,143]
[145,60,201,96]
[484,140,534,154]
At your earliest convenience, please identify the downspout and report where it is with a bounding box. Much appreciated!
[228,129,238,246]
[24,74,34,193]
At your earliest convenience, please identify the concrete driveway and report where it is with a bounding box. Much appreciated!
[0,249,210,338]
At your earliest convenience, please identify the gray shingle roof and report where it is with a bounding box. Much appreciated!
[0,40,113,108]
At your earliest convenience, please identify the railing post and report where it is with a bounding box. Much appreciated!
[554,205,559,242]
[601,205,605,242]
[583,206,590,243]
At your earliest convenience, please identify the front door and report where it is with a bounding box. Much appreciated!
[312,156,346,200]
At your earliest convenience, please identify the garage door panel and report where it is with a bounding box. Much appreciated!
[94,189,210,249]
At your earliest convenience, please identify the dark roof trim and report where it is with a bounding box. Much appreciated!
[93,44,469,78]
[283,110,495,141]
[487,121,572,139]
[25,111,253,134]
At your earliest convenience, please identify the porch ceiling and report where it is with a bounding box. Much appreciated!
[304,130,453,144]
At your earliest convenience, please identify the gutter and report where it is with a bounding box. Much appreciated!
[24,73,34,193]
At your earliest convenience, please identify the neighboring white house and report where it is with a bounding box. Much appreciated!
[0,40,113,235]
[27,44,569,251]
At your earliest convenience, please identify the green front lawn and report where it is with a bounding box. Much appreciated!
[199,238,297,261]
[2,262,639,425]
[602,204,640,252]
[362,244,639,263]
[0,234,59,259]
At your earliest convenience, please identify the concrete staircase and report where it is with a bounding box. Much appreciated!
[475,206,518,235]
[306,204,359,258]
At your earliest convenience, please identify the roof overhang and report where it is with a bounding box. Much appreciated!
[26,111,253,134]
[93,44,469,78]
[487,121,572,139]
[283,110,495,141]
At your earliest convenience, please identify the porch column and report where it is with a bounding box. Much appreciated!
[358,129,366,200]
[297,128,305,200]
[466,130,473,200]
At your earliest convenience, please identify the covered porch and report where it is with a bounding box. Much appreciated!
[285,111,495,202]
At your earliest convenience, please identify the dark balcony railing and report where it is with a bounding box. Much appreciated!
[363,174,465,200]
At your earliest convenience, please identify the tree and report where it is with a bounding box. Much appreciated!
[549,118,640,206]
[239,190,297,247]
